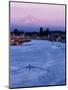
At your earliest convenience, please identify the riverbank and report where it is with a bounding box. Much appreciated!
[10,34,65,46]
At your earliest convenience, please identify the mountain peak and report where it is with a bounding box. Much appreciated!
[22,15,41,24]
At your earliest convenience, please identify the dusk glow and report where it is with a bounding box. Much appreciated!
[10,2,65,31]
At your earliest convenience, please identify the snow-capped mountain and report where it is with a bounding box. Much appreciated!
[21,15,41,25]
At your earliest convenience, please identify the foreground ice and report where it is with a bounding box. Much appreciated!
[10,40,65,88]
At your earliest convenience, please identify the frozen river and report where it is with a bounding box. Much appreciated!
[10,40,65,88]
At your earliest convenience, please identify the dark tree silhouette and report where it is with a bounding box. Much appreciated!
[40,27,43,36]
[46,28,49,32]
[14,28,18,35]
[19,31,24,35]
[45,28,50,36]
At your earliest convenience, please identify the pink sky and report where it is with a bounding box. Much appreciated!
[10,2,65,27]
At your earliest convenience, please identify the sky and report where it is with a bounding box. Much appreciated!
[10,2,65,31]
